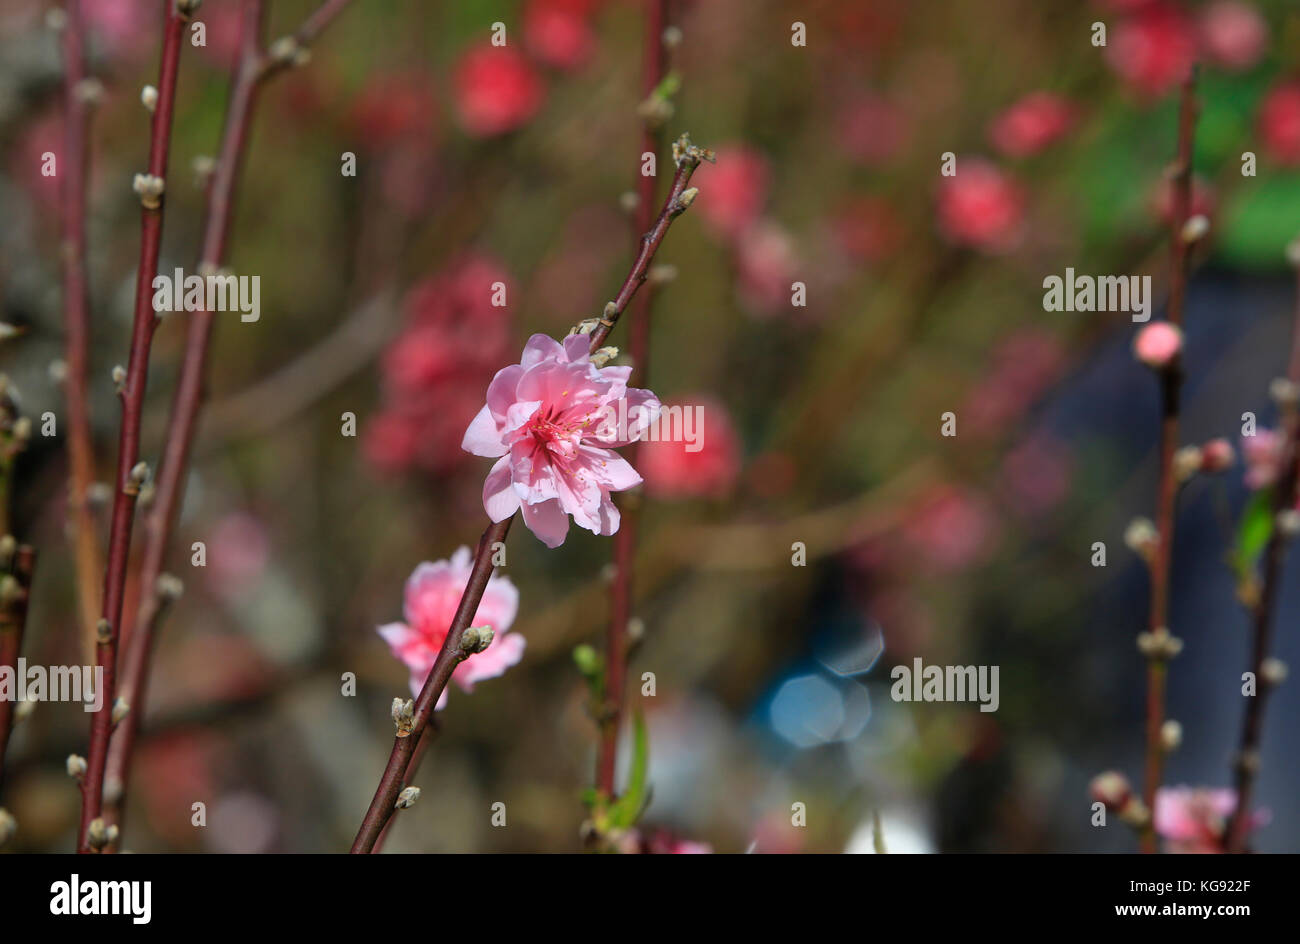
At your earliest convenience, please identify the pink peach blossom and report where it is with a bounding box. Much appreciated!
[1154,786,1266,853]
[639,396,742,499]
[1133,322,1182,369]
[377,548,522,708]
[524,0,597,71]
[1198,2,1267,72]
[463,334,660,547]
[1241,428,1282,490]
[453,44,545,137]
[697,146,769,242]
[988,92,1076,158]
[1105,3,1197,99]
[1259,81,1300,166]
[935,160,1025,253]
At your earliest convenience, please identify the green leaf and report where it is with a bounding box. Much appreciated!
[607,710,650,829]
[1234,488,1275,576]
[1218,176,1300,271]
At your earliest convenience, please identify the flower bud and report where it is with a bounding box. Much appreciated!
[1200,437,1235,473]
[1133,322,1183,370]
[1160,719,1182,752]
[67,754,87,780]
[1089,770,1131,809]
[1261,656,1288,686]
[1173,445,1202,483]
[395,786,421,809]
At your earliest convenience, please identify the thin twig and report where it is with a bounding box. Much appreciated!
[0,544,36,797]
[351,145,709,853]
[78,0,191,854]
[57,0,103,665]
[1138,70,1198,855]
[1224,265,1300,853]
[104,0,357,843]
[596,0,671,799]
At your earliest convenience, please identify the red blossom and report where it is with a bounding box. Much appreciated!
[453,44,545,137]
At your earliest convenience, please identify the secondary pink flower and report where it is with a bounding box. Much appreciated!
[1154,786,1264,853]
[735,221,800,315]
[1201,437,1236,473]
[1105,3,1197,99]
[988,92,1075,158]
[524,0,597,71]
[1133,322,1182,369]
[349,72,439,147]
[1198,2,1267,72]
[1259,81,1300,166]
[377,549,522,708]
[463,333,660,547]
[1242,428,1282,489]
[639,396,742,499]
[697,146,769,242]
[936,160,1025,253]
[902,486,998,572]
[453,44,545,137]
[837,94,909,165]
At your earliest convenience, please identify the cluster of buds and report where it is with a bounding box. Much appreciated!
[458,625,495,657]
[85,817,119,851]
[132,173,165,210]
[1089,770,1150,829]
[1137,625,1184,661]
[1172,438,1236,483]
[1123,516,1159,564]
[391,697,415,738]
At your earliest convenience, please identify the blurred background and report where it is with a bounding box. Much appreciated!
[1,0,1299,853]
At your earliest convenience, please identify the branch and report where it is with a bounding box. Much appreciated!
[351,142,710,853]
[1224,261,1300,853]
[103,0,357,845]
[1138,70,1199,855]
[57,0,104,665]
[78,0,192,855]
[596,0,672,800]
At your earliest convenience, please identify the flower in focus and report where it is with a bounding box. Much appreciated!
[696,146,770,243]
[1198,2,1267,72]
[1104,3,1197,99]
[463,334,660,548]
[638,396,742,499]
[988,92,1075,158]
[1241,428,1282,489]
[524,0,599,71]
[1259,81,1300,166]
[453,44,545,137]
[935,159,1025,253]
[1154,786,1264,853]
[1133,321,1182,369]
[377,549,522,708]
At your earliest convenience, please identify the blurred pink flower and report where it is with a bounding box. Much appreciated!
[378,548,523,708]
[640,829,712,854]
[1201,437,1236,473]
[837,94,909,165]
[1105,3,1197,99]
[697,146,769,242]
[988,92,1076,158]
[1154,786,1265,853]
[1259,81,1300,166]
[349,72,439,147]
[639,396,741,499]
[453,44,545,137]
[1151,173,1217,225]
[935,160,1025,253]
[902,486,998,572]
[831,197,903,262]
[207,512,271,596]
[964,329,1066,437]
[735,221,800,315]
[1198,2,1267,72]
[463,334,660,548]
[1242,428,1282,489]
[1133,321,1182,369]
[84,0,154,58]
[1001,435,1072,515]
[524,0,597,71]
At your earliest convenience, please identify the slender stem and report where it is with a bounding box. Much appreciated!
[352,149,708,853]
[0,545,36,796]
[596,0,670,798]
[77,1,189,855]
[104,0,356,843]
[58,0,103,665]
[1139,70,1198,854]
[1224,267,1300,853]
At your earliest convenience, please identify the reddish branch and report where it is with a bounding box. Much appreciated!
[596,0,671,798]
[1224,266,1300,853]
[1139,71,1198,855]
[104,0,356,841]
[78,0,190,854]
[352,146,709,853]
[58,0,103,664]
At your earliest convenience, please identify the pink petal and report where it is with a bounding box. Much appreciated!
[562,332,591,362]
[453,630,526,690]
[473,573,519,633]
[463,404,507,457]
[521,497,570,547]
[484,455,522,521]
[579,445,642,492]
[520,333,564,368]
[485,363,525,423]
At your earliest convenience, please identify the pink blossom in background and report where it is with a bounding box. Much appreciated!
[463,334,660,547]
[1133,321,1182,369]
[84,0,153,58]
[11,112,61,211]
[1104,3,1197,99]
[192,2,243,70]
[1241,428,1282,490]
[377,548,523,708]
[206,512,271,597]
[935,160,1025,253]
[639,396,742,499]
[1200,437,1236,473]
[1154,786,1266,853]
[964,329,1066,438]
[349,72,439,147]
[837,94,909,165]
[453,44,545,137]
[696,146,769,243]
[640,830,712,854]
[1001,435,1072,516]
[524,0,599,71]
[735,221,801,315]
[830,197,903,263]
[988,92,1076,158]
[1259,81,1300,166]
[365,256,514,476]
[901,486,998,573]
[1198,2,1267,72]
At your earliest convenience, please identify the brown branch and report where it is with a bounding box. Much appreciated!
[1138,70,1199,855]
[78,0,191,855]
[0,543,35,797]
[1224,264,1300,853]
[103,0,356,845]
[596,0,671,799]
[351,144,709,854]
[58,0,103,666]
